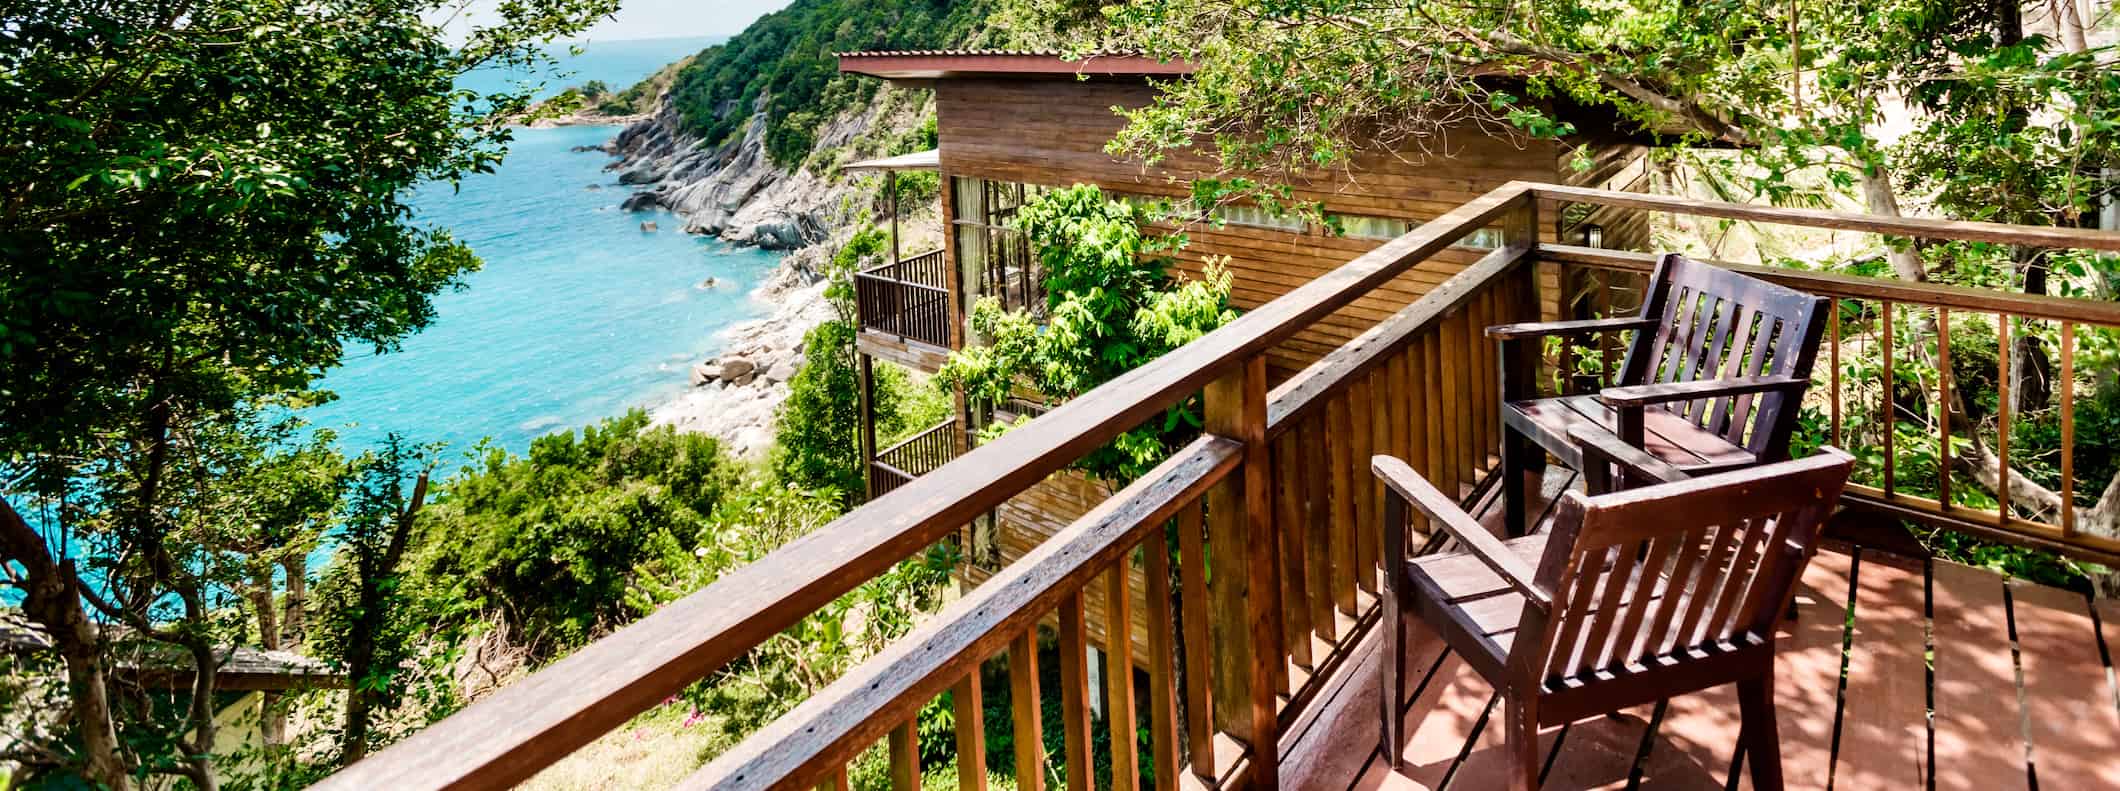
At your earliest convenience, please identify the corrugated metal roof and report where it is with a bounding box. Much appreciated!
[836,49,1194,79]
[844,149,941,172]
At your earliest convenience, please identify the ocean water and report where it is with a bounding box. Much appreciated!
[305,37,779,455]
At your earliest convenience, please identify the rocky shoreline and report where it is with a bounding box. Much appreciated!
[644,245,835,457]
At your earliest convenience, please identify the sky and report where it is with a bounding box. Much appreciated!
[435,0,793,44]
[575,0,792,42]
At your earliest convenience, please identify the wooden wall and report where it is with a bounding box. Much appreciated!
[934,76,1596,373]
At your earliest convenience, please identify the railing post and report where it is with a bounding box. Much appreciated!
[1204,354,1281,787]
[859,353,878,501]
[1499,194,1542,534]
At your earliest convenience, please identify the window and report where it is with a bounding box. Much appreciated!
[1331,213,1503,249]
[1209,203,1306,232]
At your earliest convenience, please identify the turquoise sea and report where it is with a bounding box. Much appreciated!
[305,36,778,455]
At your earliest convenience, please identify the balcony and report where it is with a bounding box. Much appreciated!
[316,183,2120,791]
[854,248,951,350]
[868,418,961,497]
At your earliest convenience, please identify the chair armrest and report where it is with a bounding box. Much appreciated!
[1372,455,1552,610]
[1485,316,1657,340]
[1596,374,1809,408]
[1568,425,1690,485]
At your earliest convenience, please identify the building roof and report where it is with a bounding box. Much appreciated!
[837,50,1194,80]
[843,149,941,172]
[2,612,345,691]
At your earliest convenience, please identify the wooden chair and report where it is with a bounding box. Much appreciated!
[1375,447,1854,791]
[1488,253,1830,536]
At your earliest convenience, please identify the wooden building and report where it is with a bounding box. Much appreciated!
[837,50,1651,657]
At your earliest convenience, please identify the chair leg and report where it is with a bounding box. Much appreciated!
[1503,691,1541,791]
[1379,585,1407,772]
[1738,674,1784,791]
[1502,427,1529,537]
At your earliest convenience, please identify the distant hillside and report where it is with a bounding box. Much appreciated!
[649,0,994,166]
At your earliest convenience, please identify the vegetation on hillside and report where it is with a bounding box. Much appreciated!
[0,0,616,784]
[940,185,1238,483]
[646,0,993,166]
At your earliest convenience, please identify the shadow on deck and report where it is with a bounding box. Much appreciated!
[1281,467,2120,791]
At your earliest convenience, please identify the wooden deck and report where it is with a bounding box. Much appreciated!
[1283,469,2120,791]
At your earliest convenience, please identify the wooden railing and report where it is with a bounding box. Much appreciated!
[856,249,951,348]
[312,183,2120,791]
[1542,237,2120,566]
[869,418,961,497]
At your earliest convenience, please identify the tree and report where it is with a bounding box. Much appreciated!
[775,226,911,502]
[0,0,613,784]
[315,436,433,763]
[1084,0,2120,575]
[938,184,1236,483]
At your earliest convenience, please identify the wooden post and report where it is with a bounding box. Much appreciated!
[1203,355,1280,788]
[1498,196,1540,535]
[858,353,878,501]
[887,170,901,267]
[954,671,987,791]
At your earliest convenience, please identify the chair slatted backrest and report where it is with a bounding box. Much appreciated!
[1519,452,1853,684]
[1618,254,1832,459]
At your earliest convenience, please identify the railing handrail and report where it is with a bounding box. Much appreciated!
[310,181,1532,791]
[686,436,1244,789]
[856,248,949,289]
[1542,244,2120,325]
[1527,184,2120,252]
[875,417,956,461]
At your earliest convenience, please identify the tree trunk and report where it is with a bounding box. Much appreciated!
[0,499,131,790]
[281,554,306,646]
[340,472,428,764]
[1860,166,1928,282]
[2010,248,2054,413]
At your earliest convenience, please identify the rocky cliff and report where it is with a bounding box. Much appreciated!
[604,86,929,252]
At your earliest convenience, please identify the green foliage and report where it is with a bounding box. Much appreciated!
[774,318,912,503]
[938,184,1237,483]
[409,410,740,653]
[648,0,993,168]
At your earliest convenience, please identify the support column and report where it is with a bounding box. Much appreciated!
[1203,355,1280,788]
[857,352,877,501]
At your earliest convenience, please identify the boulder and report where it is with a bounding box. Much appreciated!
[690,360,716,387]
[765,361,798,383]
[718,358,755,381]
[733,371,757,386]
[640,220,658,232]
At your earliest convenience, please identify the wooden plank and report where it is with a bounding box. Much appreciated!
[1205,355,1281,787]
[1060,592,1094,791]
[1176,500,1214,781]
[1272,431,1314,670]
[1013,629,1047,791]
[1303,416,1338,643]
[1833,550,1927,789]
[2060,322,2076,536]
[1352,374,1380,596]
[1330,394,1360,615]
[1777,547,1853,791]
[890,718,920,791]
[1536,702,1659,790]
[1107,565,1142,791]
[954,671,989,791]
[1143,525,1180,791]
[2009,578,2120,789]
[1929,560,2027,791]
[1527,184,2120,252]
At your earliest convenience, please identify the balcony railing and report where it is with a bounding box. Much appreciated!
[314,183,2120,791]
[869,418,960,497]
[855,248,950,348]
